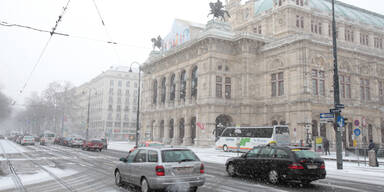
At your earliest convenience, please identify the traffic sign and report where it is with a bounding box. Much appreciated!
[337,116,345,127]
[330,108,341,113]
[335,104,345,109]
[354,128,361,136]
[354,120,360,126]
[320,113,334,123]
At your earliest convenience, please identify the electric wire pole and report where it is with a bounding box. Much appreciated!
[331,0,343,170]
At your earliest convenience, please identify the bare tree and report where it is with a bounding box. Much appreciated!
[0,90,12,122]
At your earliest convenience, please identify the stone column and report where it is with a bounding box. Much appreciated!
[172,118,181,145]
[163,119,170,144]
[183,116,193,146]
[166,75,171,106]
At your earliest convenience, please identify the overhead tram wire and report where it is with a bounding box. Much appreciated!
[19,0,72,95]
[91,0,122,65]
[0,20,148,48]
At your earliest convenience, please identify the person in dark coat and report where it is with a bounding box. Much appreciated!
[323,138,330,155]
[368,140,379,167]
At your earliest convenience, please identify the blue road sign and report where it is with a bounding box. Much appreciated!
[320,113,334,119]
[354,128,361,136]
[337,116,345,127]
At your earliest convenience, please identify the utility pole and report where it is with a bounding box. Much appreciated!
[331,0,343,170]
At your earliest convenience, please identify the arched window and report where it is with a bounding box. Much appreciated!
[180,70,186,100]
[170,74,176,101]
[153,80,157,104]
[161,77,166,104]
[368,124,373,141]
[279,120,286,125]
[160,120,164,138]
[179,118,185,139]
[320,123,326,138]
[312,120,318,137]
[191,66,198,98]
[191,117,196,144]
[272,120,278,126]
[169,119,174,139]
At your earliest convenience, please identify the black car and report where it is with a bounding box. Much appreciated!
[225,145,326,184]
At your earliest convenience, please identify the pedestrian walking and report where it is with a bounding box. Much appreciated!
[323,138,330,155]
[368,139,379,167]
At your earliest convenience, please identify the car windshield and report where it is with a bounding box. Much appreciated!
[293,150,320,159]
[91,140,101,143]
[161,149,199,162]
[148,143,163,147]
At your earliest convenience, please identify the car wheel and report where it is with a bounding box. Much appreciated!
[141,178,152,192]
[302,180,311,185]
[223,145,229,152]
[189,186,198,192]
[115,170,123,186]
[268,170,279,184]
[226,162,237,177]
[99,148,102,152]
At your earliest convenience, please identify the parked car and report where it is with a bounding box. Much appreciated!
[16,135,23,144]
[68,137,84,148]
[40,137,46,145]
[21,135,35,145]
[114,147,205,192]
[225,145,326,184]
[129,141,164,153]
[0,135,5,139]
[54,137,62,145]
[62,137,71,146]
[82,139,104,151]
[101,138,108,150]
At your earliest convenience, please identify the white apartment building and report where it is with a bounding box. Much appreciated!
[73,66,139,141]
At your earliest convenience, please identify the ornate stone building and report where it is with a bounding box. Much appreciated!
[140,0,384,148]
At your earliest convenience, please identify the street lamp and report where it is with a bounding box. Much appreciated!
[129,61,141,147]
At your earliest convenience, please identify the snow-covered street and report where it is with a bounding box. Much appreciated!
[1,139,384,192]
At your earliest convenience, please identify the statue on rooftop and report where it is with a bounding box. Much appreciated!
[151,35,162,51]
[208,0,231,21]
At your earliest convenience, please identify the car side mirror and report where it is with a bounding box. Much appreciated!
[119,157,127,163]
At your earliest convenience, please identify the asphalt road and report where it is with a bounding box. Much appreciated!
[1,141,383,192]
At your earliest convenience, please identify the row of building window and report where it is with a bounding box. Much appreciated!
[110,80,137,88]
[153,66,198,105]
[296,17,383,49]
[271,71,384,102]
[106,121,136,128]
[277,0,304,6]
[108,104,137,112]
[107,112,136,121]
[109,96,136,105]
[109,88,138,96]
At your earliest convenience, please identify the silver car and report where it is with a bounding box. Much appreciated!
[114,147,205,192]
[21,135,35,145]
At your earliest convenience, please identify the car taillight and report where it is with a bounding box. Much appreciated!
[320,163,325,169]
[155,165,165,176]
[288,163,304,170]
[200,163,205,174]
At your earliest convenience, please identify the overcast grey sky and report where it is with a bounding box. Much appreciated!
[0,0,383,105]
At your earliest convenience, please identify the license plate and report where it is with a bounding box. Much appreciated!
[307,164,318,169]
[174,167,193,174]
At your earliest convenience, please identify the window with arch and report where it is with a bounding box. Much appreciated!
[345,27,354,42]
[340,75,351,99]
[170,74,176,101]
[272,72,284,97]
[180,70,186,100]
[191,66,198,98]
[312,120,318,137]
[161,77,166,104]
[169,119,174,139]
[312,69,325,96]
[153,80,157,104]
[272,120,278,126]
[368,124,373,141]
[296,0,304,6]
[191,117,196,144]
[360,78,370,101]
[179,118,185,139]
[160,120,164,139]
[379,80,384,103]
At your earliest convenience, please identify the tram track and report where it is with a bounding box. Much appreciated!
[3,140,77,192]
[0,141,27,192]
